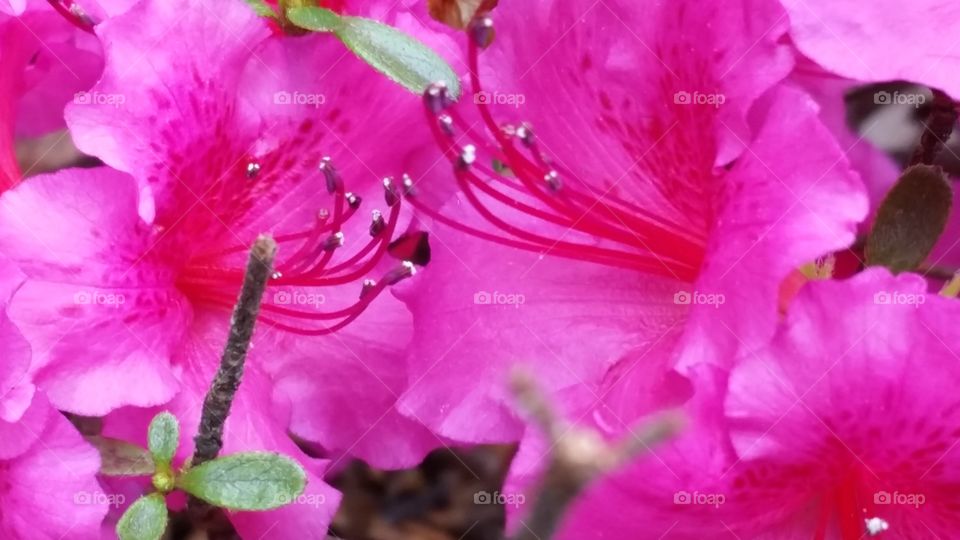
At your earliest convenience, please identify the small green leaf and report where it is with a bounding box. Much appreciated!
[178,452,307,511]
[87,436,155,476]
[245,0,278,18]
[147,412,179,465]
[286,6,460,98]
[287,6,342,32]
[866,164,953,273]
[338,15,460,98]
[116,493,168,540]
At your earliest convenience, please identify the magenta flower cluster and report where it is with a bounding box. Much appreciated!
[1,0,958,538]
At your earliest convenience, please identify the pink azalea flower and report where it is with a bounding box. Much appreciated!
[0,273,106,538]
[0,0,102,189]
[1,0,440,500]
[559,268,960,539]
[395,0,867,451]
[780,0,960,99]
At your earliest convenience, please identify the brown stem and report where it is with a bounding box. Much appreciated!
[191,235,277,466]
[910,88,957,166]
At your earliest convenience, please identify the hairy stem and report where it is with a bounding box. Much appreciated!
[192,235,277,466]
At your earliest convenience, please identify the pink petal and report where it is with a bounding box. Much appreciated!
[0,167,189,414]
[2,394,106,539]
[396,210,687,444]
[676,83,868,372]
[0,291,33,424]
[781,0,960,97]
[271,290,440,469]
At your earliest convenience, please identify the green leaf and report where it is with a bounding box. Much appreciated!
[147,412,179,465]
[87,436,155,476]
[287,8,460,99]
[245,0,278,18]
[866,164,953,273]
[178,452,307,511]
[286,6,342,32]
[116,493,168,540]
[337,16,461,98]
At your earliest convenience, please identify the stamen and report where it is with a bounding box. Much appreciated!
[424,82,453,114]
[402,174,417,197]
[180,155,428,337]
[360,279,377,298]
[383,177,401,207]
[319,156,342,194]
[345,192,361,209]
[543,170,561,192]
[457,145,478,170]
[237,259,422,336]
[438,114,454,136]
[245,161,261,179]
[322,231,345,251]
[468,16,495,49]
[370,210,386,236]
[410,15,708,282]
[864,517,889,536]
[384,260,417,284]
[46,0,97,34]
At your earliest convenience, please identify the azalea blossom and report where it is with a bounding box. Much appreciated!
[395,0,867,461]
[0,0,451,532]
[558,269,960,539]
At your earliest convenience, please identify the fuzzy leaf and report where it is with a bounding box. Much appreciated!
[286,5,341,32]
[245,0,277,18]
[178,452,306,511]
[87,436,155,476]
[286,6,460,97]
[147,412,179,465]
[116,493,168,540]
[336,15,460,98]
[866,164,952,272]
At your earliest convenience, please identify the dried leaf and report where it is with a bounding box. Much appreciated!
[428,0,499,30]
[87,436,155,477]
[866,164,952,273]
